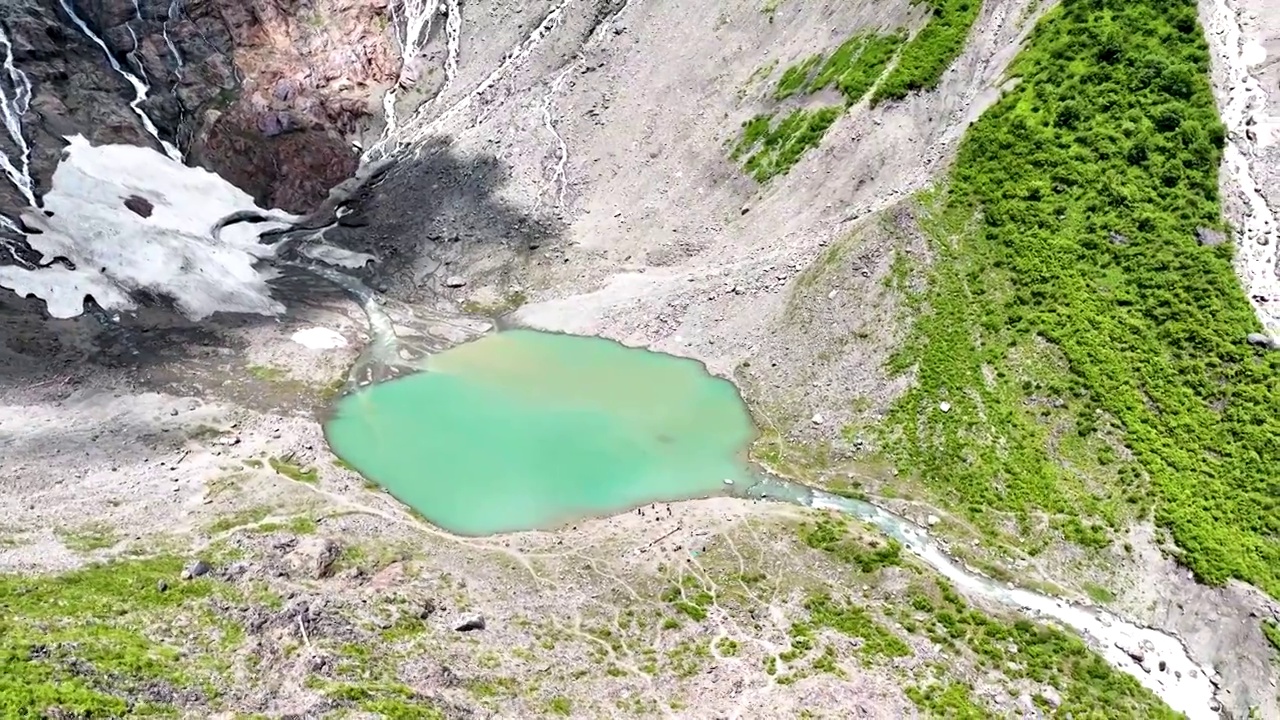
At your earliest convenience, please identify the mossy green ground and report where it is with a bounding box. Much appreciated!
[786,515,1175,715]
[0,556,240,716]
[884,0,1280,593]
[732,0,982,181]
[872,0,983,104]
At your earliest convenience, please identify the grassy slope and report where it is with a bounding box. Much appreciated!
[873,0,983,104]
[0,556,240,715]
[886,0,1280,593]
[732,0,982,183]
[797,516,1178,716]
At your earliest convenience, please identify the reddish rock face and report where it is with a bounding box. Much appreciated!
[193,107,359,212]
[183,0,400,209]
[2,0,401,214]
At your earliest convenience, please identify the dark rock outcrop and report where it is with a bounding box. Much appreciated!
[0,0,400,216]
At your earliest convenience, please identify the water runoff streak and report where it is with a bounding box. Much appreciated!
[0,24,36,265]
[162,0,185,80]
[57,0,183,161]
[0,26,35,210]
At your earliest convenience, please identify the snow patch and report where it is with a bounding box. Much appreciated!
[291,327,347,349]
[0,136,299,320]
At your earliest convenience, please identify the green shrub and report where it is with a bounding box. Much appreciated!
[887,0,1280,594]
[873,0,982,103]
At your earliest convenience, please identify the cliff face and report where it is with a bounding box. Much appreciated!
[0,0,401,214]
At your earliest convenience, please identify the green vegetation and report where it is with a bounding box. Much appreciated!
[660,576,715,621]
[873,0,983,103]
[800,516,903,572]
[732,31,905,182]
[206,507,272,534]
[268,456,319,485]
[732,108,843,182]
[808,32,905,103]
[57,522,119,552]
[1083,582,1116,604]
[1264,619,1280,656]
[885,0,1280,593]
[245,364,288,382]
[0,556,240,716]
[545,696,573,716]
[775,55,823,101]
[733,0,984,179]
[895,579,1178,717]
[320,681,446,718]
[797,594,911,660]
[207,507,317,536]
[905,682,989,717]
[460,290,528,317]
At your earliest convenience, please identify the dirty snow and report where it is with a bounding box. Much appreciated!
[291,326,348,349]
[0,136,299,320]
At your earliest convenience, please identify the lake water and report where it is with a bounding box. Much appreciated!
[323,329,757,535]
[321,324,1218,717]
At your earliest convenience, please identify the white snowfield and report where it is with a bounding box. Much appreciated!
[0,136,299,320]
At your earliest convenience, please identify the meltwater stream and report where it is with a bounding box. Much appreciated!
[0,28,34,209]
[57,0,182,161]
[314,286,1222,718]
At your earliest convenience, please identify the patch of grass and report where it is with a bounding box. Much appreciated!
[268,456,319,485]
[1082,582,1116,604]
[1263,619,1280,656]
[808,32,906,104]
[0,556,240,716]
[737,107,844,182]
[321,681,446,718]
[731,30,904,181]
[206,507,271,534]
[57,522,119,552]
[665,640,711,678]
[872,0,982,103]
[905,682,990,717]
[245,364,288,382]
[775,55,823,101]
[800,516,903,573]
[884,0,1280,593]
[660,576,715,621]
[545,696,573,716]
[467,676,520,699]
[256,515,319,535]
[791,594,911,661]
[715,637,741,656]
[461,290,529,317]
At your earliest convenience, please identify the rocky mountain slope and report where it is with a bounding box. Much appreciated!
[0,0,1278,717]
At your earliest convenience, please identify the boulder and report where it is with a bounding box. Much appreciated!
[286,537,341,579]
[1196,227,1228,247]
[181,559,211,580]
[454,613,485,632]
[1246,332,1278,349]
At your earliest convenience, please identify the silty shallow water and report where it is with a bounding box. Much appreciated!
[323,328,758,536]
